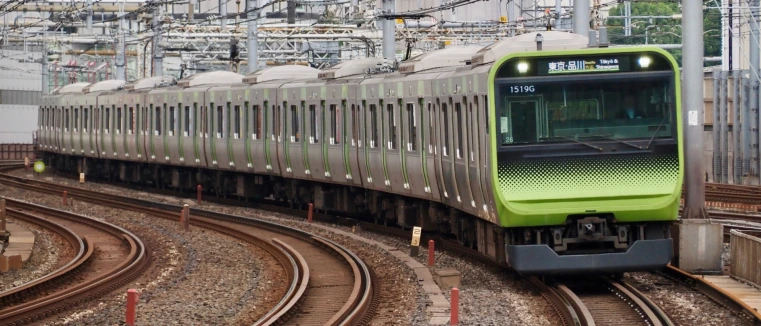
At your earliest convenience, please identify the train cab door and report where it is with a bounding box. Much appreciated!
[94,106,100,158]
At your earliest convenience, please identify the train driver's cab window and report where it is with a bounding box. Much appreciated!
[496,73,675,147]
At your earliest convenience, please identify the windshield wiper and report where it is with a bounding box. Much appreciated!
[644,107,671,149]
[591,135,646,150]
[559,136,603,151]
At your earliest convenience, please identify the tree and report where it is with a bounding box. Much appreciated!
[605,1,722,67]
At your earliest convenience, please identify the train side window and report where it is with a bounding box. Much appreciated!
[407,103,416,152]
[308,104,318,144]
[169,106,176,136]
[387,104,396,150]
[370,104,378,148]
[470,100,476,161]
[184,106,191,137]
[155,105,162,136]
[329,104,339,145]
[455,102,463,159]
[65,108,70,132]
[233,104,241,139]
[442,103,449,156]
[290,105,299,142]
[252,105,260,140]
[216,105,223,139]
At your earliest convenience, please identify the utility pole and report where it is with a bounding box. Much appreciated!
[247,0,258,73]
[189,0,196,22]
[682,0,706,217]
[555,0,561,29]
[624,1,631,37]
[573,0,589,36]
[507,0,517,37]
[152,0,164,77]
[382,0,395,60]
[116,0,126,80]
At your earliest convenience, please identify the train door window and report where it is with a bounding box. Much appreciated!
[104,107,109,134]
[83,107,89,133]
[470,101,477,161]
[329,104,338,145]
[455,102,463,159]
[369,104,378,148]
[169,106,176,136]
[407,103,416,152]
[216,105,223,139]
[442,103,449,156]
[155,105,162,136]
[308,104,318,144]
[484,95,489,135]
[128,107,134,134]
[233,104,241,139]
[184,106,191,137]
[386,104,396,150]
[252,105,262,140]
[116,107,123,134]
[274,105,280,140]
[428,103,434,154]
[74,107,79,132]
[290,105,299,142]
[351,104,357,147]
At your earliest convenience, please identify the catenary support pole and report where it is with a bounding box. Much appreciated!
[152,0,164,76]
[116,1,126,80]
[743,75,751,177]
[382,0,395,60]
[248,0,258,73]
[751,0,760,179]
[42,30,48,94]
[734,70,742,183]
[220,0,227,29]
[721,70,729,182]
[86,0,93,34]
[713,69,721,183]
[682,0,706,217]
[573,0,590,36]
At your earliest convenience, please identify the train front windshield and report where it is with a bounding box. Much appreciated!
[495,71,676,147]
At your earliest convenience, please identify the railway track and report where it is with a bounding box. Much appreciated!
[551,278,672,326]
[7,165,761,325]
[0,199,149,326]
[0,167,375,325]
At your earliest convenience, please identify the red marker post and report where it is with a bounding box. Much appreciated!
[307,203,314,223]
[450,287,459,325]
[126,289,138,326]
[62,190,67,206]
[428,240,435,267]
[196,185,202,205]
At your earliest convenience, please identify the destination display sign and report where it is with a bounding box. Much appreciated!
[537,56,631,76]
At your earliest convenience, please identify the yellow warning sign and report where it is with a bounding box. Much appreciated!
[500,16,508,23]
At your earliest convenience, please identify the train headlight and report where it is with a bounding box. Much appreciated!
[517,62,529,73]
[638,56,651,68]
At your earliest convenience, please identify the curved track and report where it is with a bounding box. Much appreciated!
[552,278,673,326]
[0,168,375,325]
[0,199,149,326]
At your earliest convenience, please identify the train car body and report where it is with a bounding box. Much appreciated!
[38,31,682,275]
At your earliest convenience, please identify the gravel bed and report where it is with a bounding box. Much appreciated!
[0,219,73,291]
[0,181,281,325]
[13,170,569,325]
[625,272,745,325]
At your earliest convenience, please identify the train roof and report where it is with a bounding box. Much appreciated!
[83,80,126,93]
[53,82,91,95]
[176,71,244,88]
[471,31,589,66]
[243,65,319,84]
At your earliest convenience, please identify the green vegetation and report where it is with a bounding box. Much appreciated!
[605,1,722,66]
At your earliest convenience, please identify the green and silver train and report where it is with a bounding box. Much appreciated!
[38,31,682,275]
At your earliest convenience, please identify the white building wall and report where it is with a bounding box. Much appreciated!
[0,105,39,143]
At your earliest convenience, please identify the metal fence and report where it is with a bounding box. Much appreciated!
[0,144,35,160]
[729,229,761,288]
